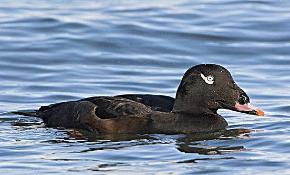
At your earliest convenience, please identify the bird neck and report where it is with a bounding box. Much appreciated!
[172,90,217,115]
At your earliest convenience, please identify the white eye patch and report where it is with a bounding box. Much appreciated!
[200,73,214,84]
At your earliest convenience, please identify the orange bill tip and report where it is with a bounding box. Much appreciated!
[256,109,265,116]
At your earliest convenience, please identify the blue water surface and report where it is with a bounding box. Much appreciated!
[1,0,290,174]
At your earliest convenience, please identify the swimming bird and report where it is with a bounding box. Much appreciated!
[13,64,264,134]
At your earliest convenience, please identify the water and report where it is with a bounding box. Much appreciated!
[1,0,290,174]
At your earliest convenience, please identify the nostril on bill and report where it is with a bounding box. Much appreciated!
[238,93,249,105]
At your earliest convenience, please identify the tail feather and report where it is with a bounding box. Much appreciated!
[11,110,40,118]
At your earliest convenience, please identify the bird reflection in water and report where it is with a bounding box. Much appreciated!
[66,128,250,155]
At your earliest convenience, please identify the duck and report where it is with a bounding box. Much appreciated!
[13,64,264,134]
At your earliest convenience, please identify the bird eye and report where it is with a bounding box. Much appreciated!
[207,76,214,82]
[200,73,214,84]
